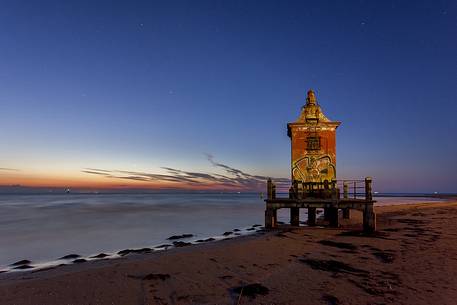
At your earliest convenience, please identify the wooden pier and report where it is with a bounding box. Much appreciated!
[264,177,376,232]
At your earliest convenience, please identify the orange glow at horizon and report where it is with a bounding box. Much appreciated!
[0,172,253,191]
[0,155,283,191]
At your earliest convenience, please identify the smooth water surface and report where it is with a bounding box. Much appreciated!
[0,193,445,268]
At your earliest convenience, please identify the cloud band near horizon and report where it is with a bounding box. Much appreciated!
[81,155,290,191]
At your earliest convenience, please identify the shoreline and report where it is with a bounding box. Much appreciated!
[2,200,457,304]
[1,197,449,274]
[0,224,265,274]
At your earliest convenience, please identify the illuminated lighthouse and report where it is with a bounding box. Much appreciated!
[265,89,375,232]
[287,90,341,184]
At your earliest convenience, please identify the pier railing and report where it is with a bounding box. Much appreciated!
[267,177,373,201]
[336,179,372,200]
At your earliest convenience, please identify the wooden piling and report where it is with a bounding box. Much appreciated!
[363,177,376,232]
[330,179,336,190]
[265,209,272,228]
[307,207,316,226]
[329,179,339,227]
[363,204,375,232]
[265,208,277,229]
[288,186,295,200]
[342,208,350,219]
[323,208,330,221]
[266,179,277,229]
[328,207,339,227]
[343,181,348,199]
[343,182,350,219]
[293,180,299,199]
[323,180,330,220]
[353,181,357,199]
[365,177,372,201]
[290,208,300,226]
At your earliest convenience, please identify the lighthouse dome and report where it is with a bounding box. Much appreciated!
[296,89,331,123]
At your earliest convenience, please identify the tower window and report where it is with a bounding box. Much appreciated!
[306,136,321,150]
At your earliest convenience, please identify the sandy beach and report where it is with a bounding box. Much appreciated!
[1,200,457,305]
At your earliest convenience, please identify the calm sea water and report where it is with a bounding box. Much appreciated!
[0,193,445,270]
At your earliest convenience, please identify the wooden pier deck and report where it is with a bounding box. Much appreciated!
[264,177,376,232]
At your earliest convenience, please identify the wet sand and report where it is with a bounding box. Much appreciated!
[1,201,457,305]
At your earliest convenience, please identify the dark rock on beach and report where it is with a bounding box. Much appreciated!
[11,259,31,266]
[90,253,109,259]
[223,231,233,236]
[167,234,194,240]
[118,249,132,256]
[155,244,172,249]
[73,259,87,264]
[59,254,80,260]
[133,248,153,254]
[173,241,192,247]
[118,248,152,256]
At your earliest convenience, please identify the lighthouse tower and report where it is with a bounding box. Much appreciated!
[265,90,375,231]
[287,90,341,184]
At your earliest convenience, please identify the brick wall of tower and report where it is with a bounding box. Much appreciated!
[289,126,337,183]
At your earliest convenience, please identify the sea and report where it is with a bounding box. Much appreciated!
[0,193,446,271]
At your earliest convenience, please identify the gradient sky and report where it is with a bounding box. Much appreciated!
[0,0,456,193]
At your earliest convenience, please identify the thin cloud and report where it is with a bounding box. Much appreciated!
[85,168,112,173]
[81,170,110,176]
[81,155,290,191]
[0,168,19,171]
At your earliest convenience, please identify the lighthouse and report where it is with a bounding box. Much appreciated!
[264,89,375,232]
[287,90,341,184]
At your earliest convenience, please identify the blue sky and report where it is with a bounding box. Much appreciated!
[0,0,456,192]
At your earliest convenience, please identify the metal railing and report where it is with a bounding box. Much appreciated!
[267,177,373,201]
[336,179,366,199]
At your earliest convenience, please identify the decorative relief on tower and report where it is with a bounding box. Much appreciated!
[292,155,336,182]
